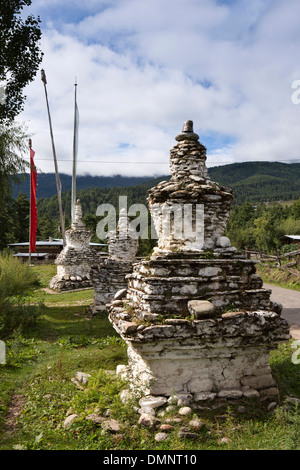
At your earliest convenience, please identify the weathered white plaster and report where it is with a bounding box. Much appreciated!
[49,200,101,290]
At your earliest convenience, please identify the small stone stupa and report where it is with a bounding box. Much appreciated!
[90,209,139,314]
[108,121,290,408]
[49,200,101,291]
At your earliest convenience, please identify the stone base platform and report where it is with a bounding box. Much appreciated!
[90,259,135,314]
[126,250,283,316]
[109,302,290,406]
[49,274,92,291]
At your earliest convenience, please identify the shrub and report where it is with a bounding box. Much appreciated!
[0,253,42,336]
[0,253,40,300]
[0,299,43,337]
[280,244,299,255]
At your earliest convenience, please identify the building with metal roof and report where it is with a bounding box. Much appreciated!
[8,238,107,262]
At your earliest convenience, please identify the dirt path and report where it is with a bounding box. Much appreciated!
[264,283,300,339]
[2,394,25,440]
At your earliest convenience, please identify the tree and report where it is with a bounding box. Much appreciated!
[37,213,55,241]
[235,201,256,225]
[0,121,29,203]
[14,191,29,242]
[0,191,31,249]
[0,122,30,249]
[253,214,282,253]
[290,198,300,220]
[0,0,43,120]
[0,195,16,249]
[83,213,98,233]
[279,217,300,237]
[226,202,257,250]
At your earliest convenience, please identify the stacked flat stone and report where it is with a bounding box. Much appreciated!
[108,121,290,408]
[49,200,101,291]
[90,209,139,314]
[107,209,139,261]
[149,120,233,252]
[169,120,209,181]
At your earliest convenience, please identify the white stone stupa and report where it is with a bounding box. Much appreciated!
[49,200,101,291]
[108,121,290,408]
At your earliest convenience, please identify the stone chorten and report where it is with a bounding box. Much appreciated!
[49,200,101,291]
[108,121,290,407]
[90,209,139,314]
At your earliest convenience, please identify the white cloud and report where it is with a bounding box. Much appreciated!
[18,0,300,178]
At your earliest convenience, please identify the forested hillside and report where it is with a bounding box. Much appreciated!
[33,161,300,223]
[208,162,300,203]
[12,173,162,199]
[6,161,300,254]
[13,161,300,204]
[36,176,166,221]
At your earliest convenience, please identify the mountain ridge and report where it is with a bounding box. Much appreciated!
[12,161,300,206]
[12,173,162,199]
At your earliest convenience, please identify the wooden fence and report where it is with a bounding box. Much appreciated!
[244,247,300,277]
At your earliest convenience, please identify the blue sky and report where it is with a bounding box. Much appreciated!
[18,0,300,177]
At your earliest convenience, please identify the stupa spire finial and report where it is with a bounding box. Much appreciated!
[175,120,199,142]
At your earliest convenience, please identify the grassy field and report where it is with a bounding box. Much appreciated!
[0,264,300,451]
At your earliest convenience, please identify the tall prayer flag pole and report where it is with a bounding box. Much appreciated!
[28,139,38,264]
[28,138,32,265]
[41,69,66,247]
[71,78,79,223]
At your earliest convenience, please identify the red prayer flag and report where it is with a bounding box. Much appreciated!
[30,148,38,253]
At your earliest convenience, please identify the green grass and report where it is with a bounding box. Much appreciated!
[31,264,57,288]
[0,264,300,451]
[29,264,94,305]
[257,264,300,292]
